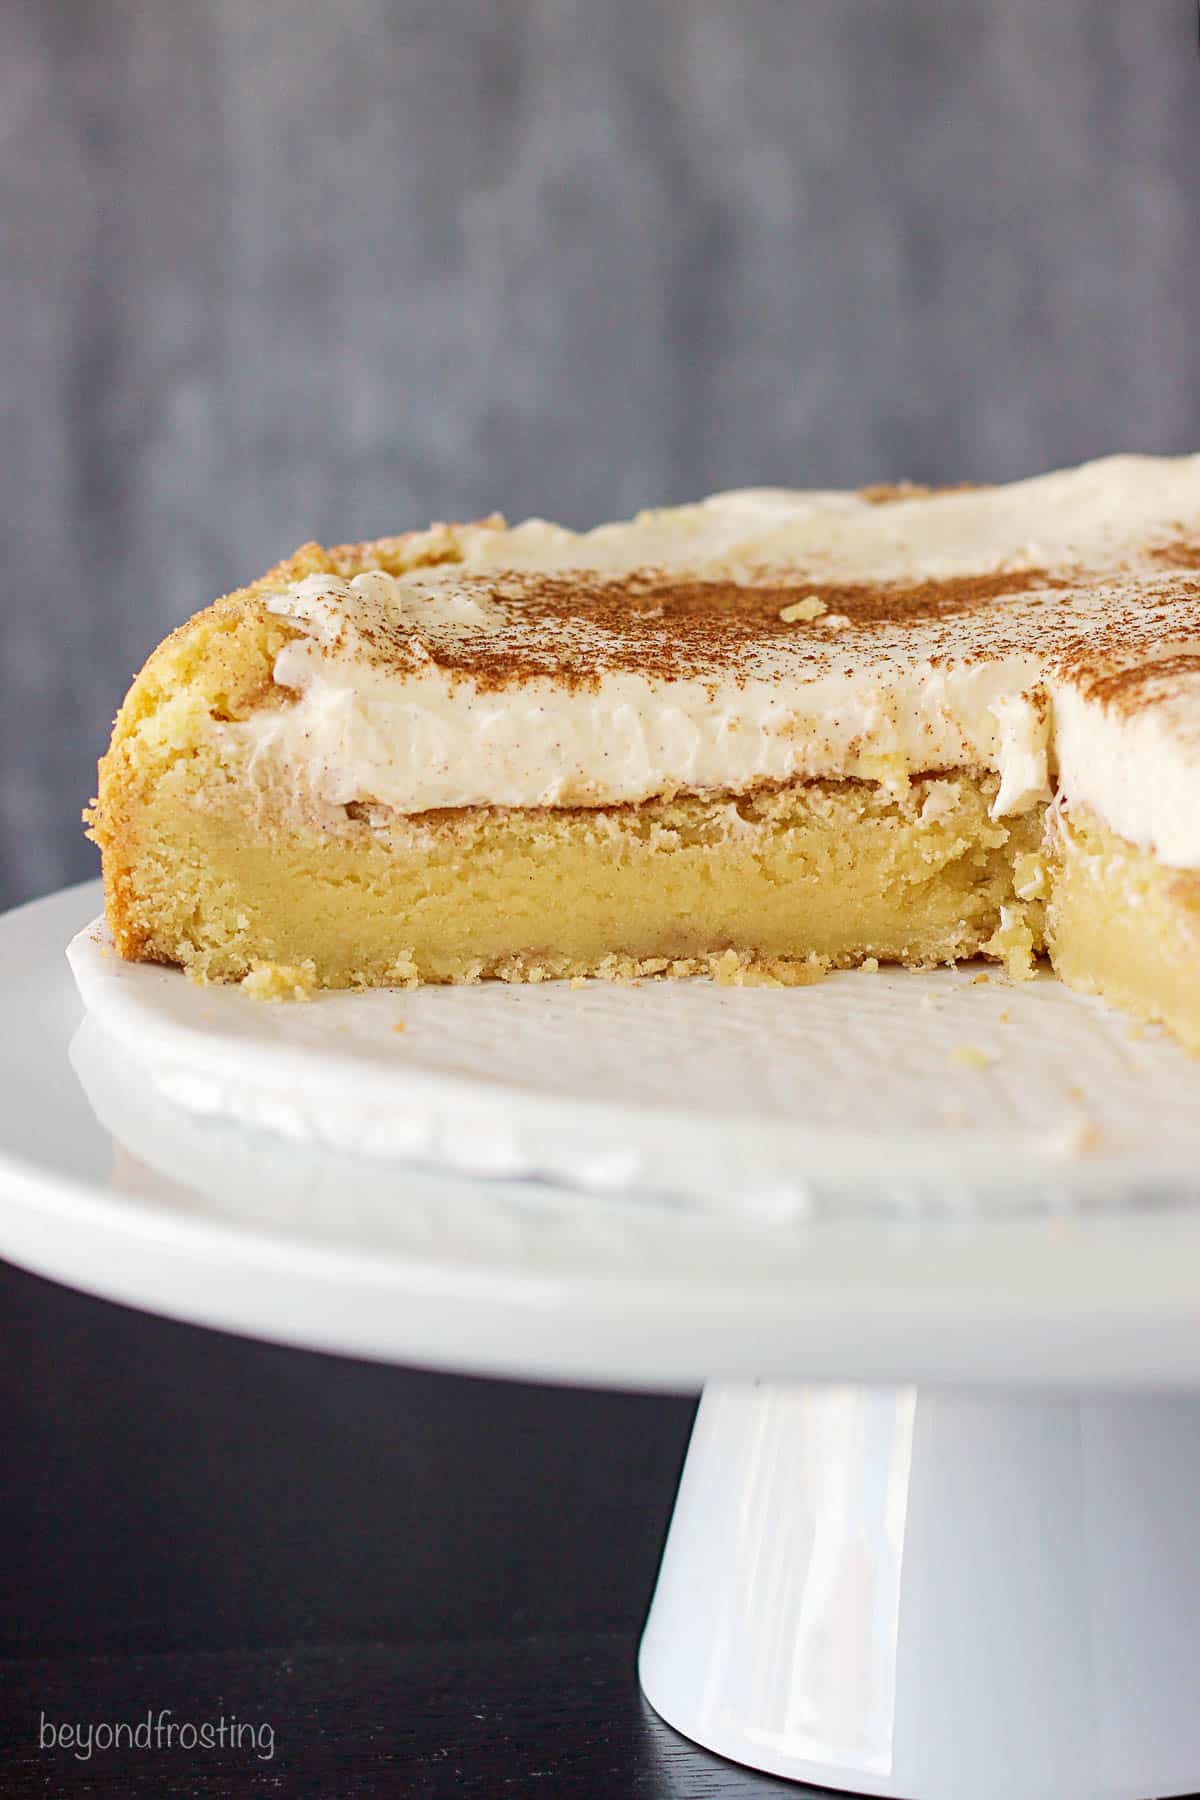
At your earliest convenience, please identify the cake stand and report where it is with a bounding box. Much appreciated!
[3,882,1200,1800]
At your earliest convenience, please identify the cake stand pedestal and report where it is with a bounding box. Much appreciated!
[6,887,1200,1800]
[640,1382,1200,1800]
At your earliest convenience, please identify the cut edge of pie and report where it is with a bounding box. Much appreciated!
[85,456,1200,1052]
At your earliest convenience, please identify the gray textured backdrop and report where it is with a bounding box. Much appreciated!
[3,0,1199,907]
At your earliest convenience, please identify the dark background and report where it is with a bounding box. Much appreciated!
[0,1261,714,1794]
[4,5,1200,1792]
[4,0,1200,907]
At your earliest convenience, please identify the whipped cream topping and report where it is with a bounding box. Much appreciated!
[226,454,1200,864]
[250,625,1050,816]
[1052,663,1200,868]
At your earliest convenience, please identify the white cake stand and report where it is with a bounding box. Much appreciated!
[4,882,1200,1800]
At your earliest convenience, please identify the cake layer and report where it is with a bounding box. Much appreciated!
[102,766,1045,989]
[1047,806,1200,1052]
[95,717,1200,1055]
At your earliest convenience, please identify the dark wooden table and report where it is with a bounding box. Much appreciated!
[0,1259,810,1795]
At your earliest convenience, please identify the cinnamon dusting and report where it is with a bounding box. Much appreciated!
[341,566,1066,693]
[1081,652,1200,714]
[1050,577,1200,711]
[1151,538,1200,571]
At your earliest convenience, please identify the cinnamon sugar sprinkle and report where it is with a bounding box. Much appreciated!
[344,566,1069,693]
[265,460,1200,739]
[1049,576,1200,711]
[1151,538,1200,571]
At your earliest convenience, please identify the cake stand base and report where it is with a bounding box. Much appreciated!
[639,1383,1200,1799]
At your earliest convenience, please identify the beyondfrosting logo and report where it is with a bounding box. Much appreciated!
[38,1710,275,1763]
